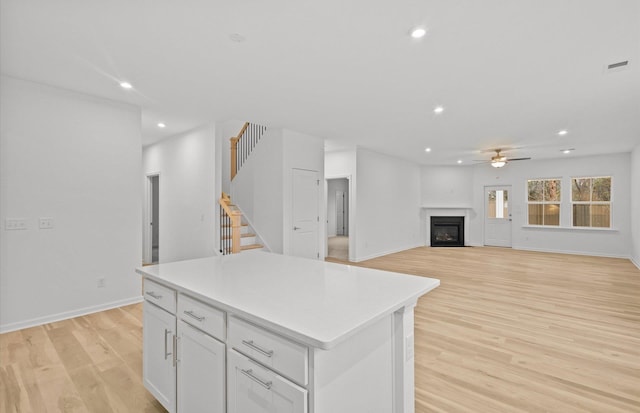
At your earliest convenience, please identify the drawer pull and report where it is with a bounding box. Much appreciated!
[183,310,205,322]
[242,340,274,358]
[146,291,163,300]
[164,329,172,360]
[241,369,272,390]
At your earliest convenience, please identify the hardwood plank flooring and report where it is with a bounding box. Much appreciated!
[346,247,640,413]
[1,247,639,412]
[0,306,164,413]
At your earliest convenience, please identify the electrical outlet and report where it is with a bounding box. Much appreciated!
[39,217,54,229]
[97,278,106,288]
[5,218,27,230]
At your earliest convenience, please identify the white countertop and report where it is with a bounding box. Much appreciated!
[136,252,439,349]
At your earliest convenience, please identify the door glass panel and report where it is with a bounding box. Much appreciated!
[487,190,508,219]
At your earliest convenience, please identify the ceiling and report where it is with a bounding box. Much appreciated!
[1,0,639,166]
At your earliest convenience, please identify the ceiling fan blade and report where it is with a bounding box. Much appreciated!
[507,157,531,161]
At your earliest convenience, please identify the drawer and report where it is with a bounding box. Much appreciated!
[143,278,176,314]
[177,294,226,341]
[228,316,308,386]
[227,349,307,413]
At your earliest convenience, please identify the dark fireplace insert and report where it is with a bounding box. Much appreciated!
[430,216,464,247]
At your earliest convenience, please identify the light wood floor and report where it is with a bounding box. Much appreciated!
[2,247,639,412]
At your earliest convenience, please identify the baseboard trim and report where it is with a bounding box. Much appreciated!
[0,295,144,334]
[514,246,629,260]
[353,243,423,263]
[631,257,640,270]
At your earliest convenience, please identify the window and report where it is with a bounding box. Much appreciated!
[527,179,561,226]
[571,177,611,228]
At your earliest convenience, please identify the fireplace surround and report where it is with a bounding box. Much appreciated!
[430,216,465,247]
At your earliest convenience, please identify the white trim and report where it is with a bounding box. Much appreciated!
[352,243,422,263]
[421,205,473,209]
[143,172,160,265]
[631,257,640,270]
[521,225,619,232]
[325,175,354,261]
[514,246,629,260]
[0,296,144,334]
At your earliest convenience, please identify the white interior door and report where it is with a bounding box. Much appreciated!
[484,185,512,247]
[336,190,345,236]
[292,168,319,259]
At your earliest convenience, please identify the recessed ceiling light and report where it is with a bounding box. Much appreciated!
[425,147,431,153]
[229,33,246,43]
[410,27,427,39]
[119,81,133,90]
[561,148,574,154]
[434,106,444,114]
[558,130,568,136]
[157,123,166,128]
[457,160,463,164]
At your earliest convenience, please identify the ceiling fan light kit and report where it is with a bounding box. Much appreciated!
[482,149,531,168]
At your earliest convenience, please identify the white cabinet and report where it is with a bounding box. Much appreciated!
[227,349,307,413]
[143,301,177,413]
[177,319,226,413]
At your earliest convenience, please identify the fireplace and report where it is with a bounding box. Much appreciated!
[430,216,464,247]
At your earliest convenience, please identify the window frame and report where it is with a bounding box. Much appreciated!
[526,177,562,226]
[570,176,612,228]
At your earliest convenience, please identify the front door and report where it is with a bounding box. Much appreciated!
[484,185,512,247]
[292,168,319,259]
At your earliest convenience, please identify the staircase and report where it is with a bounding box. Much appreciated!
[219,122,267,255]
[219,192,264,255]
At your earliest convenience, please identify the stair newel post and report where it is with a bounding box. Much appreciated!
[230,136,239,180]
[231,211,242,254]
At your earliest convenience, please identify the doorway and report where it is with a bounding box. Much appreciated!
[327,178,349,260]
[484,185,512,247]
[144,174,160,264]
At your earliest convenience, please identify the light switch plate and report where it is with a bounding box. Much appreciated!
[39,217,54,229]
[5,218,27,230]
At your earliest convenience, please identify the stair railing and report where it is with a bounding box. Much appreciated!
[230,122,267,180]
[219,192,242,255]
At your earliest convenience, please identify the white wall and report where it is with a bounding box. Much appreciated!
[631,144,640,268]
[142,124,217,263]
[0,76,142,332]
[468,153,632,257]
[420,165,476,246]
[421,166,474,207]
[327,178,349,237]
[355,149,422,261]
[282,129,325,257]
[231,128,285,253]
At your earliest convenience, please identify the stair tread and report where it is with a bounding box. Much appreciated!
[221,223,248,227]
[221,233,256,240]
[241,244,263,251]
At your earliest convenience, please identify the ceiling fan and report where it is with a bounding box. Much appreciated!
[477,149,531,168]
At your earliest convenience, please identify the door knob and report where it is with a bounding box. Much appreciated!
[293,226,300,230]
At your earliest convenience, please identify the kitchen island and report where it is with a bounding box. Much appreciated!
[136,251,439,413]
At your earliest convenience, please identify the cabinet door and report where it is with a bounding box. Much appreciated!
[227,350,308,413]
[143,301,176,413]
[177,320,225,413]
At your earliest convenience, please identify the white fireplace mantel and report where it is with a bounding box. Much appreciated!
[422,206,474,246]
